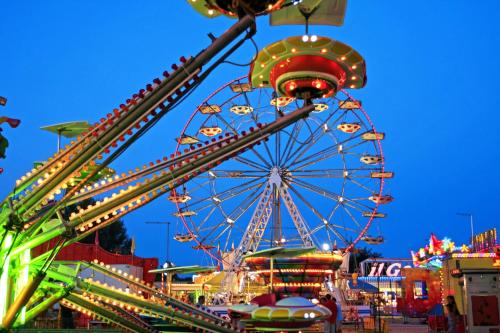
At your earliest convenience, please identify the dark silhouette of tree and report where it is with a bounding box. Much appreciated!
[80,220,132,255]
[62,198,132,254]
[349,246,382,272]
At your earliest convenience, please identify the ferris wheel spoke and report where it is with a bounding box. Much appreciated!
[282,110,346,167]
[211,224,232,244]
[196,170,267,179]
[327,202,341,221]
[185,179,212,193]
[234,156,269,171]
[310,222,357,235]
[347,177,380,194]
[199,221,230,244]
[290,177,371,213]
[199,184,266,247]
[223,181,267,225]
[280,120,305,167]
[285,181,348,245]
[290,169,375,179]
[290,138,372,172]
[288,178,374,219]
[187,178,264,210]
[243,90,277,166]
[213,113,273,168]
[282,120,323,167]
[288,178,343,203]
[340,204,364,229]
[196,206,218,230]
[289,133,363,171]
[325,224,351,246]
[223,227,234,253]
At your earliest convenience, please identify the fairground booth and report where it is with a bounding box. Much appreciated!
[402,230,499,333]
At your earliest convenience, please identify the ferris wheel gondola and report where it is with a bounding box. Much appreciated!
[361,235,385,245]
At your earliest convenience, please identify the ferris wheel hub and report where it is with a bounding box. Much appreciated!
[269,166,283,186]
[250,36,367,99]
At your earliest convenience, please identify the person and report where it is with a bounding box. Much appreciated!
[321,295,337,333]
[332,297,343,333]
[197,295,206,307]
[60,305,74,329]
[445,295,460,333]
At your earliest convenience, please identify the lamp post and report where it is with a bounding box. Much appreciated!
[456,213,474,245]
[145,221,171,263]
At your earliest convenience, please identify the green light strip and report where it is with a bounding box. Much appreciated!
[0,233,13,320]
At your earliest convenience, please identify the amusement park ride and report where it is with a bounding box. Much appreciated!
[0,0,393,332]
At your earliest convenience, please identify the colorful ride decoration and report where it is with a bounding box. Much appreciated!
[229,296,331,332]
[400,267,442,318]
[250,36,366,99]
[410,233,470,269]
[244,249,343,298]
[494,245,500,267]
[0,116,21,129]
[0,116,21,159]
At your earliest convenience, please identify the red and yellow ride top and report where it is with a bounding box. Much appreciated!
[250,36,367,98]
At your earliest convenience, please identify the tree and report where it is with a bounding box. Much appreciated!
[81,220,132,255]
[349,246,382,273]
[62,198,132,254]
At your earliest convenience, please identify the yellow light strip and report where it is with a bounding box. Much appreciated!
[255,269,333,274]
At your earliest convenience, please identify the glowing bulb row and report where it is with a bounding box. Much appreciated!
[255,269,334,274]
[14,56,196,205]
[73,131,240,199]
[71,124,268,231]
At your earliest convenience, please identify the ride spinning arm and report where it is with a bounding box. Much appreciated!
[1,15,256,238]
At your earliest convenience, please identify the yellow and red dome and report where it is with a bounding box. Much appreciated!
[250,36,367,99]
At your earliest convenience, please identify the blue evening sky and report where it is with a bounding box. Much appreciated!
[1,1,499,266]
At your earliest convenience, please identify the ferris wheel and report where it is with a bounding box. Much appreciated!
[169,75,392,266]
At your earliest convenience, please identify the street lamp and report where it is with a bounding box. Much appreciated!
[456,213,474,245]
[145,221,171,263]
